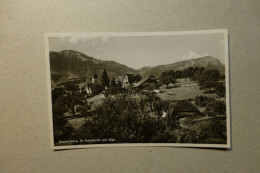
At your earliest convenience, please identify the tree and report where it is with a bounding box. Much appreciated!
[52,95,74,143]
[64,91,78,116]
[199,69,221,92]
[133,74,142,83]
[160,70,176,89]
[109,77,117,95]
[160,75,175,89]
[167,110,180,130]
[116,80,123,94]
[51,87,66,103]
[197,117,226,143]
[195,95,215,107]
[74,94,166,143]
[215,83,226,97]
[205,100,226,116]
[141,82,159,91]
[144,91,161,111]
[182,69,190,86]
[91,83,103,95]
[175,70,182,78]
[153,100,163,118]
[101,69,110,89]
[191,67,205,81]
[62,86,91,116]
[185,67,195,78]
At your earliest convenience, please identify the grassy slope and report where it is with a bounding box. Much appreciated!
[158,85,217,101]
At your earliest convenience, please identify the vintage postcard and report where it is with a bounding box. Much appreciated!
[45,30,231,150]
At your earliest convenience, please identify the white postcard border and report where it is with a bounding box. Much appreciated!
[44,29,231,150]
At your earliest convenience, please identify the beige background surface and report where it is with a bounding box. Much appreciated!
[0,0,259,172]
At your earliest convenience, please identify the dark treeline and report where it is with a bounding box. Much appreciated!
[160,66,207,80]
[160,66,225,95]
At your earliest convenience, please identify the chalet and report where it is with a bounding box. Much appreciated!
[92,74,98,83]
[115,77,122,84]
[167,100,202,128]
[133,75,161,90]
[122,73,134,88]
[167,100,202,118]
[117,73,142,89]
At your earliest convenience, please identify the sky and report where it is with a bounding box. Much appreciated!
[48,32,226,69]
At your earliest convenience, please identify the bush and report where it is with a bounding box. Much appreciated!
[151,128,198,143]
[196,117,227,144]
[160,100,173,112]
[91,83,103,95]
[52,96,74,144]
[205,100,226,116]
[195,95,215,107]
[166,110,180,130]
[51,74,64,82]
[151,130,177,143]
[214,83,226,97]
[141,82,159,90]
[172,128,198,143]
[199,69,221,92]
[74,94,167,143]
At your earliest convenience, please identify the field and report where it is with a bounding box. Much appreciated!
[158,85,217,101]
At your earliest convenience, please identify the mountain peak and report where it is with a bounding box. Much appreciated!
[138,56,225,77]
[49,50,138,83]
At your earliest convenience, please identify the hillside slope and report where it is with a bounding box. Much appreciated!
[138,56,225,77]
[49,50,137,83]
[49,50,225,86]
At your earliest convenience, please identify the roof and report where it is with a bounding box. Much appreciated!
[133,76,150,87]
[170,100,200,112]
[123,73,135,78]
[133,76,158,88]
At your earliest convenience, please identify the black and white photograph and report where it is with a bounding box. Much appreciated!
[45,30,230,150]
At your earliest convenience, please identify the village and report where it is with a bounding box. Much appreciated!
[52,66,227,145]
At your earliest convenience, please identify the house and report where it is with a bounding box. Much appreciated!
[121,73,134,88]
[115,76,122,84]
[92,74,98,83]
[118,73,142,89]
[167,100,202,128]
[133,75,161,90]
[167,100,202,118]
[78,83,92,94]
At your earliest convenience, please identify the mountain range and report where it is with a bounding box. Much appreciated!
[49,50,225,85]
